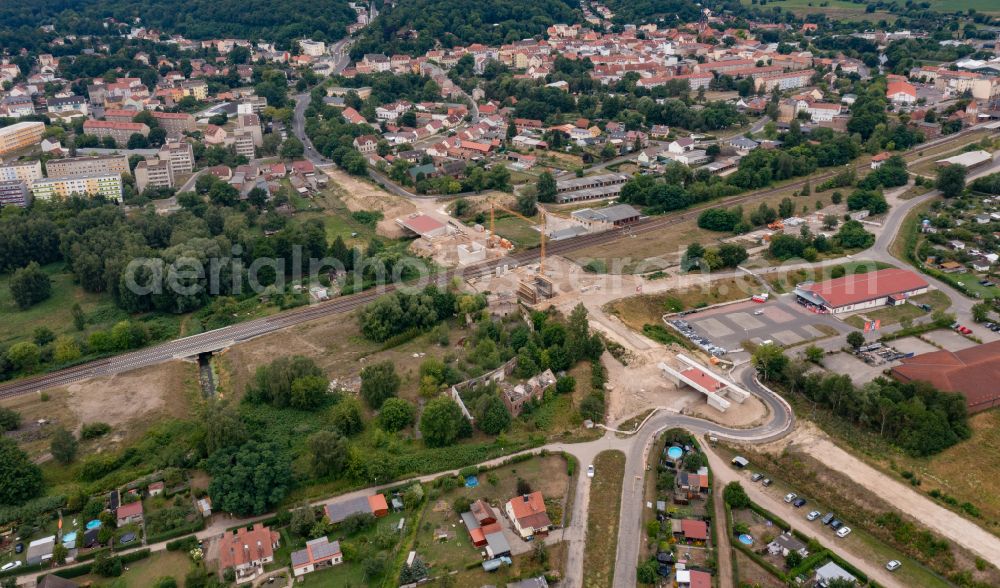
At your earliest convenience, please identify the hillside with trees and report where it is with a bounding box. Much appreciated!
[0,0,356,48]
[350,0,582,57]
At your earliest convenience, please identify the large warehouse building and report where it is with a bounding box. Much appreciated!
[793,268,928,314]
[892,341,1000,413]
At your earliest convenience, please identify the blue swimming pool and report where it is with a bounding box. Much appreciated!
[738,534,754,546]
[465,475,479,488]
[667,446,683,460]
[85,520,101,530]
[62,531,77,543]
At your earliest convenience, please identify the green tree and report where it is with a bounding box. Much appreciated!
[6,342,41,373]
[378,398,416,432]
[752,343,788,382]
[0,438,43,506]
[50,427,78,464]
[360,361,401,409]
[307,430,349,478]
[847,331,865,349]
[9,262,51,309]
[536,172,557,203]
[53,335,82,364]
[937,163,966,198]
[971,302,991,323]
[280,137,305,159]
[516,190,537,217]
[332,397,364,436]
[723,481,751,508]
[420,396,468,447]
[0,408,20,432]
[804,345,824,364]
[785,550,803,569]
[475,394,511,435]
[207,441,291,516]
[290,375,330,409]
[637,559,658,584]
[71,302,86,330]
[202,401,247,455]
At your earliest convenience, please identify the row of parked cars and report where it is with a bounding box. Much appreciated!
[982,321,1000,333]
[747,470,904,573]
[667,319,727,357]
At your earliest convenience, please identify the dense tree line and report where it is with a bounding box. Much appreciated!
[350,0,580,57]
[752,344,970,456]
[358,285,461,342]
[246,356,330,410]
[604,0,702,26]
[0,0,356,49]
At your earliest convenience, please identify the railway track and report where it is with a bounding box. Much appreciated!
[0,124,992,400]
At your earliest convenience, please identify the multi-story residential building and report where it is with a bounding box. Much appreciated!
[82,120,150,144]
[46,95,89,116]
[0,179,30,207]
[0,121,45,156]
[233,131,256,159]
[0,160,43,183]
[31,173,123,202]
[103,108,141,123]
[152,111,196,136]
[236,114,263,147]
[753,70,812,92]
[1,96,35,118]
[217,523,281,585]
[134,158,174,192]
[159,142,195,175]
[180,80,208,100]
[46,154,130,178]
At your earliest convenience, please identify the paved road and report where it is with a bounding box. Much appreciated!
[612,365,794,588]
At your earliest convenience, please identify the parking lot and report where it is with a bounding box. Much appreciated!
[668,294,852,355]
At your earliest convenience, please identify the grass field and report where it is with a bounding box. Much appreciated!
[493,214,542,248]
[842,290,950,329]
[605,277,756,333]
[583,450,626,588]
[739,0,897,20]
[76,550,194,587]
[948,271,1000,299]
[0,263,133,349]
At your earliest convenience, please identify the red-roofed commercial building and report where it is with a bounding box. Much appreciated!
[505,491,553,539]
[887,81,917,104]
[793,268,928,314]
[892,340,1000,413]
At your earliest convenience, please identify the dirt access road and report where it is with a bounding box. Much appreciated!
[769,427,1000,569]
[702,443,906,588]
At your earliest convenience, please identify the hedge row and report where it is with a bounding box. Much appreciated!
[52,548,151,579]
[75,546,111,562]
[166,535,200,552]
[145,519,206,545]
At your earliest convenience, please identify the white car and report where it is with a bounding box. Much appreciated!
[806,510,822,521]
[837,526,852,538]
[784,493,797,503]
[587,465,595,478]
[1,561,21,572]
[886,560,901,571]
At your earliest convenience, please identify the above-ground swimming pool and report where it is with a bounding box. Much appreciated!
[86,520,101,530]
[62,531,77,542]
[738,534,753,545]
[465,475,479,488]
[667,446,683,460]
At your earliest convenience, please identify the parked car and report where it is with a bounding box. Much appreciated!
[762,478,773,487]
[14,543,23,554]
[792,498,807,508]
[807,510,822,521]
[587,465,595,478]
[837,526,852,538]
[1,562,22,572]
[830,519,843,530]
[886,560,902,571]
[784,493,797,503]
[821,513,835,525]
[750,472,764,482]
[753,310,764,316]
